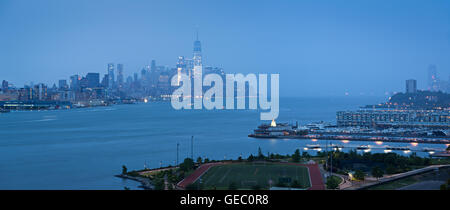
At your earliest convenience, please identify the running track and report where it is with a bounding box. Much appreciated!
[177,162,325,190]
[177,162,226,189]
[284,163,326,190]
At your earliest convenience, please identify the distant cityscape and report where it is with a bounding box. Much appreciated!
[0,34,224,109]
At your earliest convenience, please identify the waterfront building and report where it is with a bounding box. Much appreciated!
[157,72,171,97]
[70,75,80,90]
[428,65,440,92]
[185,58,193,78]
[192,32,203,101]
[86,73,100,88]
[176,56,186,86]
[117,64,124,88]
[101,74,109,88]
[18,87,33,101]
[406,79,417,94]
[33,84,48,101]
[58,80,68,90]
[107,63,115,90]
[2,80,8,93]
[192,33,202,80]
[337,109,450,128]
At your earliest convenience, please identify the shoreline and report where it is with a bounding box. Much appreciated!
[114,174,153,190]
[249,134,450,145]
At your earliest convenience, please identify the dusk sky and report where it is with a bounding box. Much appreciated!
[1,0,449,97]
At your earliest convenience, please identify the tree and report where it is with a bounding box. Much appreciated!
[354,170,366,181]
[153,178,165,190]
[180,158,195,172]
[252,185,261,190]
[302,152,310,159]
[371,166,384,180]
[228,182,238,190]
[291,180,304,188]
[292,149,301,163]
[326,176,340,189]
[185,183,197,190]
[385,165,397,174]
[237,156,243,162]
[122,165,128,175]
[248,154,255,161]
[196,156,202,164]
[258,147,264,159]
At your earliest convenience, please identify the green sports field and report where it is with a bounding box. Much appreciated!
[193,163,311,190]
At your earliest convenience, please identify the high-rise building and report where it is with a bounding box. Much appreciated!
[117,63,124,87]
[70,75,80,90]
[101,74,109,88]
[151,60,156,72]
[192,32,202,78]
[428,65,439,92]
[133,73,138,82]
[33,83,47,101]
[86,73,100,88]
[405,79,417,94]
[2,80,9,93]
[192,31,203,101]
[107,63,115,89]
[176,56,186,86]
[58,80,67,90]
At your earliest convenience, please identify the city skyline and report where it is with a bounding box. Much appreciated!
[1,0,450,96]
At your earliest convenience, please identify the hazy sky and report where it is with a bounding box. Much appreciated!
[1,0,449,96]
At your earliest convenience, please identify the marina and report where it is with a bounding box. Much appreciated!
[249,120,450,145]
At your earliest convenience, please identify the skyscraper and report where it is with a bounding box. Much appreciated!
[70,75,80,90]
[176,56,186,86]
[86,73,100,88]
[117,63,124,87]
[192,31,202,79]
[2,80,8,93]
[151,60,156,72]
[427,65,439,92]
[406,79,417,94]
[192,31,203,102]
[58,80,68,90]
[107,63,115,89]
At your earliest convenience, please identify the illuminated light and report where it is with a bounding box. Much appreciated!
[429,151,435,155]
[303,147,308,151]
[364,149,371,153]
[384,149,392,153]
[144,98,148,103]
[375,141,383,145]
[403,150,411,154]
[311,139,317,142]
[341,140,349,143]
[410,142,418,147]
[315,148,322,152]
[271,119,277,127]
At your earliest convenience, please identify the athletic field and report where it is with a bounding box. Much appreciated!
[193,162,311,190]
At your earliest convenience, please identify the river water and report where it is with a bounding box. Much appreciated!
[0,97,446,189]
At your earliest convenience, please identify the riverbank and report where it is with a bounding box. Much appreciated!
[114,174,153,190]
[249,134,450,145]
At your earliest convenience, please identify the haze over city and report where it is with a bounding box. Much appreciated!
[1,0,450,96]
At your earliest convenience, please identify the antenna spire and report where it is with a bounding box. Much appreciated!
[195,27,199,41]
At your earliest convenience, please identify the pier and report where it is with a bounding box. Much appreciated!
[249,134,450,144]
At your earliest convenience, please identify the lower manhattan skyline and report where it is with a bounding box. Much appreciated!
[1,0,450,97]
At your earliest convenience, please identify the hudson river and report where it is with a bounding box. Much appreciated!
[0,97,446,189]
